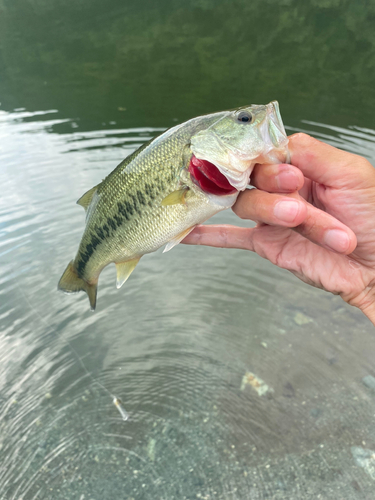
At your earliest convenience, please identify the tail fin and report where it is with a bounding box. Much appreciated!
[58,260,98,311]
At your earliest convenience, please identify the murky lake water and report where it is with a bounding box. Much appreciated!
[1,1,375,499]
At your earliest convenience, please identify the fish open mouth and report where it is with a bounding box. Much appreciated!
[190,101,289,192]
[188,155,238,196]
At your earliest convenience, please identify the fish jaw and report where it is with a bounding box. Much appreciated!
[254,101,290,164]
[190,101,289,191]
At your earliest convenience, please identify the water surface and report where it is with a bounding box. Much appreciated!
[1,1,375,499]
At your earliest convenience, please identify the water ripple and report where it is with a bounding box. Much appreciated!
[287,120,375,162]
[0,110,374,498]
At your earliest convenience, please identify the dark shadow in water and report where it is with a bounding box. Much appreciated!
[1,0,375,130]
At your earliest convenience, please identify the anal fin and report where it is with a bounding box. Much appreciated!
[163,226,196,253]
[115,257,141,289]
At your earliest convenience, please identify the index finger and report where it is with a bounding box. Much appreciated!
[289,133,375,189]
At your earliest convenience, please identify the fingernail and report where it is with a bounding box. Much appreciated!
[324,229,350,252]
[274,200,300,222]
[275,171,299,191]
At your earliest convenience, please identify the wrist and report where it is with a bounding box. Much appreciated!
[344,284,375,327]
[360,299,375,327]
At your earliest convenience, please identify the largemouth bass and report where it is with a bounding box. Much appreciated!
[58,101,289,310]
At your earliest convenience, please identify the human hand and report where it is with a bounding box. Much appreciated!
[183,133,375,326]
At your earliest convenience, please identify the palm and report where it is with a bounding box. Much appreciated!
[254,176,375,304]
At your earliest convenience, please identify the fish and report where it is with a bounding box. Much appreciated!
[58,101,289,310]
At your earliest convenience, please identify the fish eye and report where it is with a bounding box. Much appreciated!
[237,111,253,124]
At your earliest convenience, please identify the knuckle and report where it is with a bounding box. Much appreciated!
[218,228,228,246]
[289,132,313,144]
[250,166,270,190]
[232,204,247,220]
[232,191,253,219]
[289,133,321,154]
[299,215,317,238]
[353,154,374,171]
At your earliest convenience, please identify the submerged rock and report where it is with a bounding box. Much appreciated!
[351,446,375,480]
[362,375,375,391]
[293,312,313,325]
[240,372,274,396]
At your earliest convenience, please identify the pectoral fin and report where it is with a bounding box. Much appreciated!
[161,188,189,206]
[163,226,196,253]
[77,185,98,212]
[115,257,141,289]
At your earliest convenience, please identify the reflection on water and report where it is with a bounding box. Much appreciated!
[288,120,375,161]
[0,109,374,499]
[1,0,375,128]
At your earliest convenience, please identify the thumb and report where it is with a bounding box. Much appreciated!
[289,133,375,189]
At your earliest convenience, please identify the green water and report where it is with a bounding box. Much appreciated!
[1,0,375,128]
[1,1,375,499]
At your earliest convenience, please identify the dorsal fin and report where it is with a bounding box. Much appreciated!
[76,185,98,212]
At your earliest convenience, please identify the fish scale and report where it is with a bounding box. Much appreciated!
[58,102,289,310]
